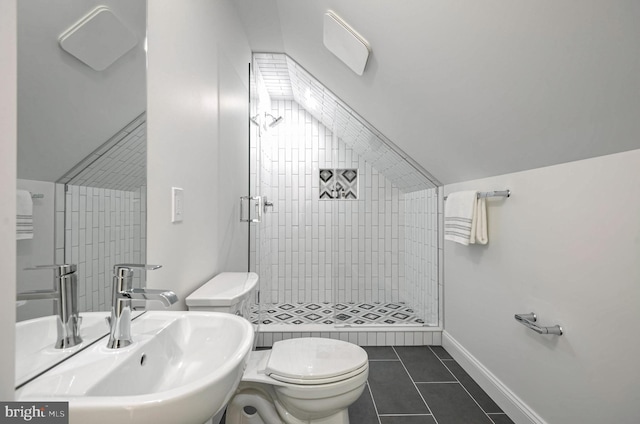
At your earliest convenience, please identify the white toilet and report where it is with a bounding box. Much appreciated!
[186,272,369,424]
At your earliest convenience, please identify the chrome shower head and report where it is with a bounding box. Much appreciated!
[269,116,283,128]
[266,113,283,128]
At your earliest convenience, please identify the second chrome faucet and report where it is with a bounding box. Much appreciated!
[107,264,178,349]
[18,264,83,349]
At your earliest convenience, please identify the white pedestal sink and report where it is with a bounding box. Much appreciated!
[16,312,115,387]
[17,311,254,424]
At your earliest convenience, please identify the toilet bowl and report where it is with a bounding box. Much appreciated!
[186,272,369,424]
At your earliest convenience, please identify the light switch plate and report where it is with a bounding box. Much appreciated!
[172,187,184,223]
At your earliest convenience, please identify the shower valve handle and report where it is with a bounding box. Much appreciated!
[263,197,274,213]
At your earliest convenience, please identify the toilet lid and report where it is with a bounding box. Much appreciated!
[265,338,368,384]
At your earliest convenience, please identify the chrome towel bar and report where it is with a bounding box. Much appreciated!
[444,190,510,201]
[515,312,563,336]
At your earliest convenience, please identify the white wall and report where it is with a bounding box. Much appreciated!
[146,0,251,308]
[443,149,640,424]
[218,49,251,274]
[0,0,16,400]
[17,0,146,183]
[240,1,640,185]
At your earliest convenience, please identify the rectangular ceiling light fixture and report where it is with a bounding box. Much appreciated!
[323,11,370,76]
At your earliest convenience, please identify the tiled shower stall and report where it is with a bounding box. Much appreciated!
[250,54,442,345]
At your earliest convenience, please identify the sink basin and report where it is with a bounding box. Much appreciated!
[17,311,254,424]
[16,312,113,387]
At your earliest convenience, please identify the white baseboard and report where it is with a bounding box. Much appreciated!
[442,331,547,424]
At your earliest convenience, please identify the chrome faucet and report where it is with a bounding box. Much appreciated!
[18,264,83,349]
[106,264,178,349]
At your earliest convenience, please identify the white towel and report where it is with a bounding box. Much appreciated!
[16,190,34,240]
[444,191,477,245]
[444,191,488,245]
[470,197,488,245]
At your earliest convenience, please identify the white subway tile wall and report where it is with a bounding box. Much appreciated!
[60,184,146,312]
[256,100,405,305]
[403,189,439,325]
[252,53,293,100]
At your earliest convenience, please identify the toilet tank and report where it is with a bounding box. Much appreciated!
[185,272,259,319]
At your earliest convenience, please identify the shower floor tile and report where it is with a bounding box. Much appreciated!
[252,301,425,325]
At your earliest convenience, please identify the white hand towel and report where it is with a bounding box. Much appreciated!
[17,189,34,240]
[470,197,488,245]
[445,191,489,245]
[444,191,477,245]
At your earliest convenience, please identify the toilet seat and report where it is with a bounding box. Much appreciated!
[268,362,368,385]
[265,338,368,385]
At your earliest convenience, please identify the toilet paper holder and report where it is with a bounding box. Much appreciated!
[514,312,563,336]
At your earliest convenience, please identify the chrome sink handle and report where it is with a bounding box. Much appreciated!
[114,264,162,271]
[26,264,77,276]
[107,264,178,349]
[113,263,162,279]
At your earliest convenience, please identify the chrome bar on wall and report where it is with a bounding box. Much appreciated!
[444,190,510,201]
[515,312,563,336]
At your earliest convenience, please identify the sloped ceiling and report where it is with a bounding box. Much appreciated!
[58,114,147,192]
[233,0,640,184]
[254,53,438,191]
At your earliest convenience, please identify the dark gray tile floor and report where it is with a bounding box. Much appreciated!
[349,346,515,424]
[222,345,514,424]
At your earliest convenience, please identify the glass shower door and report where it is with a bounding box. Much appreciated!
[248,61,264,329]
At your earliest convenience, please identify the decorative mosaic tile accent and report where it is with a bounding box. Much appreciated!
[319,168,358,200]
[319,168,334,199]
[252,301,425,325]
[336,168,358,199]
